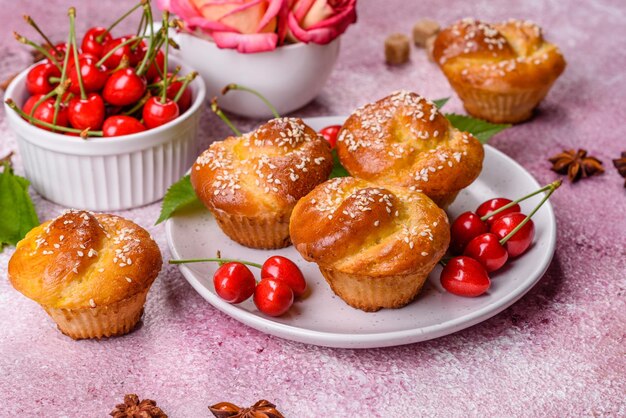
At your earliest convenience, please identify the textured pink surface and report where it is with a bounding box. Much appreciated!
[1,0,625,416]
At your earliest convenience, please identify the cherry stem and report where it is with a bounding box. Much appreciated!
[222,83,280,119]
[499,180,561,245]
[13,32,62,72]
[97,0,146,43]
[68,8,86,100]
[123,92,151,116]
[52,23,74,128]
[479,180,562,222]
[22,15,57,57]
[211,97,241,136]
[169,258,263,269]
[6,99,103,136]
[161,11,170,104]
[29,82,66,117]
[135,3,156,75]
[173,72,197,103]
[95,36,143,67]
[147,66,181,88]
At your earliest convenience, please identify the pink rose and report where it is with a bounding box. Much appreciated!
[287,0,357,44]
[157,0,287,53]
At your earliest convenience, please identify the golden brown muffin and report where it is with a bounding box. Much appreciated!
[191,117,333,249]
[290,177,450,312]
[433,18,566,123]
[336,91,484,208]
[8,210,162,339]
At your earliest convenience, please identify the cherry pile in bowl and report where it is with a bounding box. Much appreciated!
[441,180,561,297]
[171,255,307,317]
[7,2,195,138]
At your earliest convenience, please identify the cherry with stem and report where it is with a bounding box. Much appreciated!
[6,99,102,137]
[97,0,146,43]
[479,180,561,222]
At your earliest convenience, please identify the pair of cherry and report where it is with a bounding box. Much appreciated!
[171,255,306,317]
[440,181,561,297]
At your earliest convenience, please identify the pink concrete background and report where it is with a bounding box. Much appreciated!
[1,0,625,416]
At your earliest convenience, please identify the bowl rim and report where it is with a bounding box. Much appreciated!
[3,55,206,145]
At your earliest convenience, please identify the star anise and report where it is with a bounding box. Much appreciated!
[548,149,604,183]
[613,152,626,187]
[209,400,284,418]
[110,394,168,418]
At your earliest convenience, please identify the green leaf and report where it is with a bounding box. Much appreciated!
[433,97,450,109]
[444,113,510,144]
[329,149,350,178]
[0,163,40,249]
[155,175,201,225]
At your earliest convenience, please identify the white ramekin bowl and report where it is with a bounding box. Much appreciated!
[170,32,340,118]
[4,57,206,211]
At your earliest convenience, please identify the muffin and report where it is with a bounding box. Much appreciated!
[336,91,484,208]
[191,117,333,249]
[290,177,450,312]
[8,210,162,339]
[433,18,566,123]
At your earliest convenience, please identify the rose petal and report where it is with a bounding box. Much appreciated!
[212,31,278,53]
[287,0,357,44]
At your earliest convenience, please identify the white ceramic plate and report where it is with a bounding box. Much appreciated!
[166,116,556,349]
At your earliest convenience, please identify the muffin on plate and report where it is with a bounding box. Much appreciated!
[336,91,484,208]
[290,177,450,312]
[8,210,162,339]
[191,117,333,249]
[433,18,566,123]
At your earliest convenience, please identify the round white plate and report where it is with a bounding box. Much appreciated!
[166,116,556,349]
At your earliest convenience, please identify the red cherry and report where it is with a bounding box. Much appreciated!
[68,56,108,94]
[31,99,69,131]
[102,115,146,137]
[212,262,256,304]
[440,256,491,297]
[100,37,132,69]
[320,125,341,149]
[261,256,306,297]
[153,72,193,112]
[26,63,61,95]
[46,42,70,66]
[102,68,146,106]
[476,198,521,226]
[253,277,294,317]
[68,93,105,130]
[145,50,165,82]
[22,94,45,116]
[128,38,148,66]
[450,211,488,254]
[490,212,535,258]
[142,97,180,129]
[81,27,112,58]
[463,233,509,273]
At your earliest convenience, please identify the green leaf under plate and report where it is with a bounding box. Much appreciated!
[0,162,40,249]
[445,113,510,144]
[156,175,201,225]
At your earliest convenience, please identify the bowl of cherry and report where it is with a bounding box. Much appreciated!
[3,4,206,211]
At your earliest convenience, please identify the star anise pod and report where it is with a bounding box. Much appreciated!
[209,400,284,418]
[548,149,604,183]
[110,394,168,418]
[613,152,626,187]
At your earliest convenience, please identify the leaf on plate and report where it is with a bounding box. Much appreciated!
[329,148,350,178]
[445,113,510,144]
[0,162,40,249]
[433,97,450,109]
[156,175,201,225]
